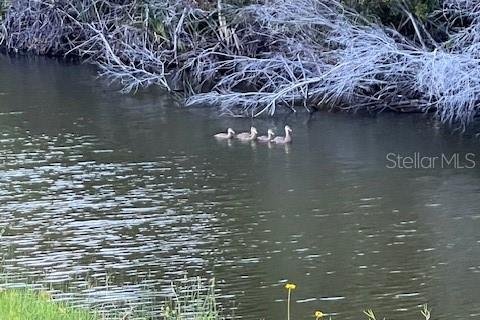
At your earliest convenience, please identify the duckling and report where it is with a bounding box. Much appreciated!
[237,127,258,141]
[236,127,256,139]
[236,126,257,140]
[214,128,235,139]
[257,129,275,143]
[272,125,292,144]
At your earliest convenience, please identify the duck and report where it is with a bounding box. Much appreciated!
[272,125,292,144]
[257,129,275,142]
[214,128,235,139]
[236,126,257,139]
[236,127,258,141]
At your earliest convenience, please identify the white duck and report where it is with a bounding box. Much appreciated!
[236,127,258,141]
[272,125,292,144]
[236,126,256,139]
[214,128,235,139]
[257,129,275,142]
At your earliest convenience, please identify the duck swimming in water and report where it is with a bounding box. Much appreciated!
[214,128,235,139]
[236,126,257,140]
[272,125,292,144]
[236,127,258,141]
[257,129,275,142]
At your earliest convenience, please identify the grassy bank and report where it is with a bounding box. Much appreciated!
[0,277,220,320]
[0,280,435,320]
[0,290,98,320]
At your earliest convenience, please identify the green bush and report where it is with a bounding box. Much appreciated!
[343,0,439,23]
[0,1,7,21]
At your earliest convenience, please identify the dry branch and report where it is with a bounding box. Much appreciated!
[0,0,479,125]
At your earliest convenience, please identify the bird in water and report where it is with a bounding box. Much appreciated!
[236,126,257,139]
[214,128,235,139]
[272,125,292,144]
[257,129,275,142]
[236,126,258,141]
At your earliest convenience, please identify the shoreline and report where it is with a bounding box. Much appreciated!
[0,0,478,126]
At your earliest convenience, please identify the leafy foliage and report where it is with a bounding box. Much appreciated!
[0,0,10,21]
[343,0,439,23]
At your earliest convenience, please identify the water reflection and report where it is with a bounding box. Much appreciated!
[0,55,480,320]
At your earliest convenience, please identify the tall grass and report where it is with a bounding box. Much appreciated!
[162,278,221,320]
[0,276,221,320]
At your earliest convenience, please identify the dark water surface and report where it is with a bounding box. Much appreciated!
[1,55,479,320]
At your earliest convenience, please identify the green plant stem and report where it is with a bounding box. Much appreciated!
[287,289,291,320]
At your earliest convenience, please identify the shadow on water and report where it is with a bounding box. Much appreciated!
[0,55,480,320]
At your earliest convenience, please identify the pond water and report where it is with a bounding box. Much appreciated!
[0,55,479,320]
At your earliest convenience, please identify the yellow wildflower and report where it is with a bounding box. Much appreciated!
[315,311,325,319]
[285,282,296,320]
[285,283,296,290]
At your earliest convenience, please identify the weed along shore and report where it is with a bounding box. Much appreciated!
[0,277,220,320]
[1,0,480,125]
[0,279,435,320]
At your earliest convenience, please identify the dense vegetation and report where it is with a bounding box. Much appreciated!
[345,0,439,21]
[0,0,479,126]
